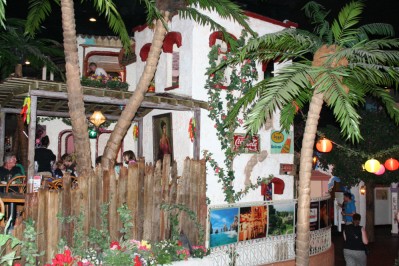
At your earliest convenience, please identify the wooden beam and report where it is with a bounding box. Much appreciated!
[52,100,65,112]
[0,107,122,121]
[38,99,50,109]
[193,108,201,160]
[1,93,14,106]
[27,96,37,185]
[0,112,5,165]
[138,118,143,158]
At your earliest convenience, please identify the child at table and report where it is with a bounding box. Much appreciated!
[53,160,65,178]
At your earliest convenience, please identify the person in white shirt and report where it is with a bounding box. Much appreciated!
[89,62,107,76]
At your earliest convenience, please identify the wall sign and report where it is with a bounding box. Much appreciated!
[271,130,293,154]
[280,164,294,175]
[233,134,260,153]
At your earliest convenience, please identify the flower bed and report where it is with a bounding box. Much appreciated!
[44,240,209,266]
[81,74,129,91]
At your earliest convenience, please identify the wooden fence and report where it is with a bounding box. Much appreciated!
[20,155,207,263]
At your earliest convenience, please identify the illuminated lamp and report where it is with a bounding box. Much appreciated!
[89,111,106,128]
[364,159,381,173]
[88,128,98,139]
[385,158,399,171]
[375,164,385,175]
[316,138,333,153]
[360,185,366,195]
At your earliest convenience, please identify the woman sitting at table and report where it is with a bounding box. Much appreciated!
[0,152,24,192]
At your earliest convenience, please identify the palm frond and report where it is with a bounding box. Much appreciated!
[331,1,364,45]
[139,0,165,28]
[349,64,399,87]
[238,28,321,62]
[0,0,5,28]
[314,69,362,142]
[359,23,395,38]
[92,0,131,51]
[279,88,312,131]
[302,1,332,41]
[244,63,313,133]
[26,0,57,37]
[361,82,399,124]
[187,0,255,36]
[178,8,239,49]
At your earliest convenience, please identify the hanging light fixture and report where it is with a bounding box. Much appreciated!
[316,138,333,153]
[385,158,399,171]
[375,164,385,175]
[89,111,106,128]
[364,159,381,173]
[360,185,366,195]
[88,128,98,139]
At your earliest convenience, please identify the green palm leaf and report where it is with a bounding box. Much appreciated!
[331,1,364,44]
[26,0,58,37]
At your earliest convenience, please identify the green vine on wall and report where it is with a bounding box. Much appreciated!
[204,32,259,203]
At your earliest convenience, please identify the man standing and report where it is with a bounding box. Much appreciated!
[88,62,107,77]
[342,192,356,224]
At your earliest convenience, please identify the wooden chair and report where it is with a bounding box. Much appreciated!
[48,179,63,191]
[5,175,27,193]
[0,197,5,227]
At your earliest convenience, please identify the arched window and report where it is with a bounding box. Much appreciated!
[84,51,126,81]
[163,32,182,91]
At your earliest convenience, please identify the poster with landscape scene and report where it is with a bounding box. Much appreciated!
[268,203,295,236]
[239,206,267,241]
[209,208,239,248]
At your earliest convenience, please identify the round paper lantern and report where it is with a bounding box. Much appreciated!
[364,159,381,173]
[316,138,333,153]
[384,158,399,171]
[375,164,385,175]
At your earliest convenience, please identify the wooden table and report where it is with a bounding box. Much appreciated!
[0,193,25,203]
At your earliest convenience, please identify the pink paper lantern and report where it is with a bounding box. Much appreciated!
[375,164,385,175]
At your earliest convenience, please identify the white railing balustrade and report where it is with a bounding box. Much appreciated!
[309,226,331,256]
[209,234,296,266]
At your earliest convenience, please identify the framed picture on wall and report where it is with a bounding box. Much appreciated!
[153,113,173,164]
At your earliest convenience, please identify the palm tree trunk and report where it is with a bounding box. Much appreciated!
[296,91,324,266]
[61,0,93,176]
[102,12,170,169]
[15,64,22,77]
[365,180,375,242]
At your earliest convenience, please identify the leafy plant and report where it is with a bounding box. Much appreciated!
[117,203,133,241]
[0,218,21,265]
[88,203,110,251]
[21,218,44,265]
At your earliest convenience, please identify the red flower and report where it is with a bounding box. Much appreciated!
[110,241,121,250]
[77,262,83,266]
[177,240,183,246]
[222,56,227,60]
[221,115,226,120]
[51,249,74,265]
[134,255,143,266]
[215,167,220,174]
[241,78,246,83]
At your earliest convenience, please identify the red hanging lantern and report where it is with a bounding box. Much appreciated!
[316,138,333,153]
[385,158,399,171]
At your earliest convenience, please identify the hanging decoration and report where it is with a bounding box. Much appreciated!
[384,158,399,171]
[375,164,385,175]
[88,128,98,139]
[316,138,333,153]
[20,97,31,124]
[188,117,196,142]
[133,124,139,141]
[364,159,381,173]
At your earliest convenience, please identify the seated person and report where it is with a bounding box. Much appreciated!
[52,160,65,178]
[89,62,107,77]
[122,150,137,167]
[0,153,24,191]
[61,153,76,177]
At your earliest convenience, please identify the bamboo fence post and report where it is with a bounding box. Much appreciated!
[117,168,128,238]
[178,158,191,238]
[126,163,139,239]
[189,159,200,243]
[160,155,171,240]
[198,159,207,245]
[95,167,103,229]
[25,193,38,223]
[152,160,162,242]
[62,173,73,246]
[89,173,97,230]
[46,191,60,261]
[169,161,178,205]
[143,163,154,240]
[137,159,145,240]
[108,170,118,241]
[37,189,48,264]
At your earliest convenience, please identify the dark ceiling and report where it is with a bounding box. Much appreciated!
[5,0,399,42]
